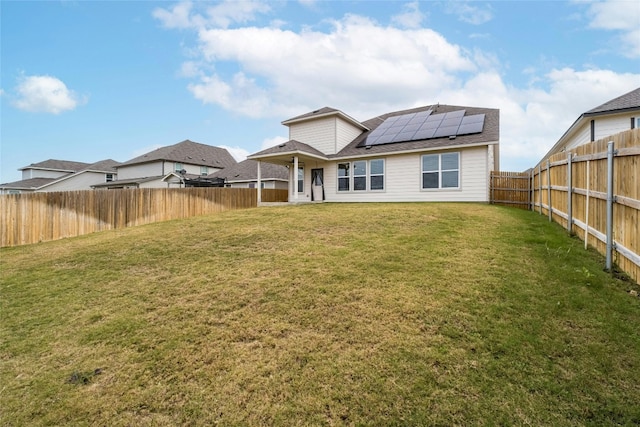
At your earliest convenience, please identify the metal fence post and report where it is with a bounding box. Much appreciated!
[547,159,552,222]
[567,153,573,233]
[606,141,615,271]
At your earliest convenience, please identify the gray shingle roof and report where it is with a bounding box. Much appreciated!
[281,107,341,124]
[81,159,120,173]
[249,140,329,159]
[335,104,499,158]
[0,177,59,190]
[120,140,237,169]
[210,159,288,181]
[585,87,640,115]
[19,159,91,172]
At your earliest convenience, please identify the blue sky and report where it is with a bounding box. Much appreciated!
[1,0,639,183]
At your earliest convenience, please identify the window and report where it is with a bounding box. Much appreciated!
[422,152,460,189]
[353,161,367,191]
[297,166,304,193]
[174,162,184,172]
[338,163,350,191]
[337,159,384,192]
[105,174,114,182]
[200,166,208,176]
[370,159,384,190]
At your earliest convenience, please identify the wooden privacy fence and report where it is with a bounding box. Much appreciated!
[261,188,288,203]
[531,129,640,283]
[490,171,531,210]
[0,187,257,247]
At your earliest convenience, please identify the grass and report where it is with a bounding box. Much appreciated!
[1,203,639,426]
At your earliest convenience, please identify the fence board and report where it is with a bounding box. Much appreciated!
[531,128,640,283]
[0,187,257,247]
[490,171,531,209]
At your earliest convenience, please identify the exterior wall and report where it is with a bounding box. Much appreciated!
[336,118,365,153]
[117,162,163,180]
[21,169,69,180]
[39,172,113,192]
[289,117,337,155]
[162,161,222,176]
[139,178,168,189]
[309,146,490,202]
[563,112,638,152]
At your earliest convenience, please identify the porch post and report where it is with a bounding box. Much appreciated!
[293,156,299,201]
[256,160,262,204]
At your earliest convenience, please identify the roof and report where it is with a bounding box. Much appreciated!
[251,104,499,162]
[540,87,640,162]
[282,107,369,131]
[210,159,289,182]
[336,104,499,158]
[19,159,91,172]
[92,176,164,188]
[81,159,120,173]
[248,139,329,160]
[585,87,640,115]
[0,177,58,190]
[119,140,237,169]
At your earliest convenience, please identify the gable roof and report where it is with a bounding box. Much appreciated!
[210,159,289,182]
[19,159,91,172]
[80,159,120,173]
[541,87,640,161]
[282,107,369,131]
[0,177,58,190]
[250,104,499,162]
[248,139,329,161]
[585,87,640,115]
[120,140,237,169]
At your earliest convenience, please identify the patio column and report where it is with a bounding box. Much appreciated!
[293,156,299,201]
[256,160,262,204]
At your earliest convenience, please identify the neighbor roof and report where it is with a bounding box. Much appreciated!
[210,159,289,182]
[19,159,91,172]
[119,140,237,169]
[0,177,58,190]
[584,87,640,115]
[81,159,120,173]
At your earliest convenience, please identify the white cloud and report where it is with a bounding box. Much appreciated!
[391,2,426,29]
[155,2,639,171]
[582,0,640,58]
[445,2,493,25]
[153,0,270,30]
[13,74,85,114]
[218,145,250,161]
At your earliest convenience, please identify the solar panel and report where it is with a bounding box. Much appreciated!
[362,109,485,147]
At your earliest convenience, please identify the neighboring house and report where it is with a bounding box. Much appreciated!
[248,104,499,202]
[93,140,237,189]
[0,159,119,194]
[209,159,289,189]
[542,87,640,159]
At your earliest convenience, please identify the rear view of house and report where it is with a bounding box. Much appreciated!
[248,104,499,203]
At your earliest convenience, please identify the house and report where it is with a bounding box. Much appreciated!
[247,104,499,203]
[541,87,640,159]
[0,159,119,194]
[93,140,237,189]
[209,159,289,189]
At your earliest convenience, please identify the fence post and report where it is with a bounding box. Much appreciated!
[567,153,573,233]
[606,141,615,271]
[538,163,542,215]
[547,159,552,222]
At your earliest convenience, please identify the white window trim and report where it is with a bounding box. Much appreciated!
[421,152,461,191]
[337,159,385,192]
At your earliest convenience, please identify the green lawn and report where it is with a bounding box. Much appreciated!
[1,203,639,426]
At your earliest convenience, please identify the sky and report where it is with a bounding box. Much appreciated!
[1,0,639,184]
